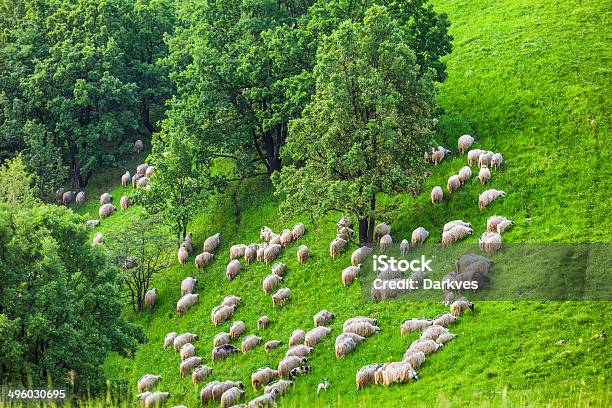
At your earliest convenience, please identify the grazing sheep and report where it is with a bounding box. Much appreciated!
[251,368,280,390]
[180,356,203,377]
[433,312,457,327]
[226,259,242,280]
[280,229,294,247]
[314,310,335,327]
[371,279,405,302]
[342,265,361,286]
[402,350,426,369]
[343,316,377,327]
[181,232,194,253]
[144,392,169,408]
[336,226,353,241]
[133,140,144,155]
[220,387,245,408]
[100,193,112,205]
[257,243,268,262]
[177,245,189,266]
[248,390,280,407]
[230,244,247,260]
[289,366,312,379]
[411,227,429,246]
[258,316,271,330]
[144,288,157,309]
[271,288,291,306]
[242,335,263,353]
[289,329,306,347]
[203,233,220,253]
[278,356,308,378]
[131,173,142,187]
[297,245,309,264]
[458,166,472,184]
[356,364,381,389]
[379,234,393,252]
[441,225,473,246]
[136,163,149,176]
[230,321,246,340]
[145,166,154,178]
[121,171,131,187]
[180,277,197,296]
[271,262,287,276]
[136,391,151,402]
[399,239,409,256]
[337,216,352,229]
[431,186,443,205]
[222,295,242,307]
[374,223,391,241]
[164,332,177,351]
[118,195,131,210]
[408,339,443,355]
[213,332,231,348]
[487,215,505,232]
[260,226,274,241]
[478,189,506,210]
[244,244,257,264]
[138,374,161,393]
[436,332,458,344]
[98,203,116,218]
[264,244,282,263]
[478,151,493,167]
[335,335,357,358]
[265,340,282,352]
[211,344,239,362]
[270,234,281,245]
[479,231,503,253]
[173,333,199,352]
[380,362,418,386]
[420,325,449,341]
[467,149,484,166]
[176,293,199,316]
[491,152,503,169]
[457,135,475,154]
[93,232,104,245]
[195,252,214,269]
[400,318,432,335]
[317,379,331,394]
[200,381,221,405]
[211,305,236,326]
[212,381,244,402]
[85,219,100,228]
[74,191,85,205]
[455,253,494,273]
[180,343,196,361]
[351,246,373,266]
[286,344,314,358]
[292,223,305,240]
[431,147,450,165]
[343,322,381,337]
[443,220,471,232]
[497,218,514,233]
[192,365,213,385]
[304,326,332,347]
[330,238,348,259]
[478,165,491,184]
[447,174,461,193]
[136,176,149,188]
[264,380,292,396]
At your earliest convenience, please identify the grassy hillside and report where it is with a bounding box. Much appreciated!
[70,0,611,406]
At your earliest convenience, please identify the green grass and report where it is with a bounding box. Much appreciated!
[64,0,612,406]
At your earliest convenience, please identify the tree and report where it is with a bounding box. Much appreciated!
[0,153,38,207]
[0,203,144,393]
[106,215,173,313]
[273,5,437,243]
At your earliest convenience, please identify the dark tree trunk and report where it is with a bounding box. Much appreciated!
[367,194,376,243]
[141,105,156,137]
[358,217,369,244]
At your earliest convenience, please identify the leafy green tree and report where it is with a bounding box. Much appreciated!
[274,5,437,243]
[0,153,39,207]
[0,203,144,393]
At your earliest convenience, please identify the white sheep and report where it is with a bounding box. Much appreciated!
[180,356,203,377]
[93,232,104,245]
[458,166,472,184]
[280,229,294,247]
[441,225,473,246]
[221,295,242,307]
[304,326,332,347]
[121,171,131,187]
[400,318,432,335]
[271,288,290,306]
[341,265,361,286]
[265,340,282,352]
[285,344,313,357]
[451,299,474,316]
[241,335,262,353]
[433,312,457,327]
[212,381,244,402]
[211,305,235,326]
[257,242,268,262]
[229,244,247,260]
[248,390,280,407]
[176,293,198,316]
[220,387,245,408]
[292,223,305,240]
[457,135,475,154]
[356,364,381,389]
[297,245,309,264]
[143,392,169,408]
[351,246,373,266]
[99,193,112,205]
[478,151,493,167]
[192,366,213,384]
[478,189,506,210]
[497,218,514,233]
[447,174,461,193]
[226,259,242,280]
[264,244,282,263]
[277,356,308,378]
[200,381,221,405]
[260,226,274,241]
[411,227,429,246]
[251,367,279,390]
[408,339,442,355]
[213,332,230,348]
[229,321,246,340]
[173,332,198,352]
[264,380,292,396]
[288,329,305,347]
[133,140,144,155]
[374,223,391,241]
[335,336,356,358]
[343,321,381,337]
[211,345,239,362]
[443,220,471,232]
[263,274,283,294]
[491,152,503,169]
[431,146,450,165]
[163,332,177,351]
[181,277,197,296]
[467,149,484,166]
[180,343,196,361]
[380,362,418,385]
[330,238,348,259]
[137,374,161,393]
[258,316,271,330]
[431,186,443,205]
[402,350,426,369]
[136,163,149,176]
[131,173,142,187]
[98,203,116,218]
[271,262,287,276]
[343,316,377,327]
[244,243,257,264]
[479,231,502,253]
[336,226,353,241]
[75,191,85,205]
[203,233,220,253]
[436,332,458,344]
[177,245,189,266]
[144,288,157,309]
[420,325,449,341]
[478,165,491,184]
[313,310,335,327]
[195,252,214,268]
[379,234,393,252]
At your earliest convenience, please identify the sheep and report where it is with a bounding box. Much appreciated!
[286,344,314,358]
[145,166,155,178]
[182,232,194,253]
[443,220,470,232]
[230,244,247,260]
[447,174,461,193]
[260,226,274,241]
[203,233,220,253]
[336,226,353,241]
[226,259,242,280]
[119,195,132,210]
[397,240,409,258]
[497,218,514,233]
[251,367,280,390]
[136,391,151,403]
[408,339,443,355]
[402,350,426,369]
[317,379,330,394]
[335,335,357,358]
[85,219,100,228]
[192,366,213,384]
[436,332,458,344]
[264,380,292,396]
[458,166,472,184]
[478,165,491,184]
[280,229,294,247]
[491,152,503,169]
[242,335,263,353]
[100,193,112,205]
[455,253,494,273]
[164,332,177,351]
[278,356,308,378]
[180,356,203,377]
[433,312,457,327]
[180,343,196,361]
[271,288,290,306]
[351,246,373,266]
[173,333,198,352]
[343,316,377,327]
[329,238,348,259]
[478,189,506,210]
[211,344,239,362]
[257,243,268,262]
[271,262,286,276]
[337,216,352,229]
[181,277,197,296]
[213,332,231,348]
[258,316,271,330]
[265,340,282,352]
[136,176,149,188]
[289,365,312,379]
[400,318,432,335]
[431,147,450,165]
[195,252,214,269]
[479,231,503,254]
[264,244,282,263]
[478,151,493,167]
[230,321,246,340]
[121,171,131,187]
[222,295,242,307]
[136,163,149,176]
[420,325,449,341]
[133,140,144,155]
[297,245,309,264]
[456,268,491,291]
[212,381,244,402]
[55,188,66,204]
[371,278,405,302]
[304,326,332,347]
[342,265,361,286]
[98,203,116,218]
[176,293,198,316]
[431,186,443,205]
[177,245,189,266]
[314,310,335,327]
[441,225,473,246]
[343,322,381,337]
[244,243,257,264]
[93,232,104,245]
[144,392,169,408]
[211,305,235,326]
[457,134,475,154]
[379,234,393,252]
[200,381,221,405]
[132,173,142,187]
[380,362,418,385]
[356,364,381,389]
[269,234,281,245]
[289,329,305,347]
[411,227,429,246]
[144,288,157,309]
[73,191,85,205]
[138,374,161,393]
[248,390,280,407]
[220,387,245,408]
[292,223,305,240]
[467,149,484,166]
[374,223,391,241]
